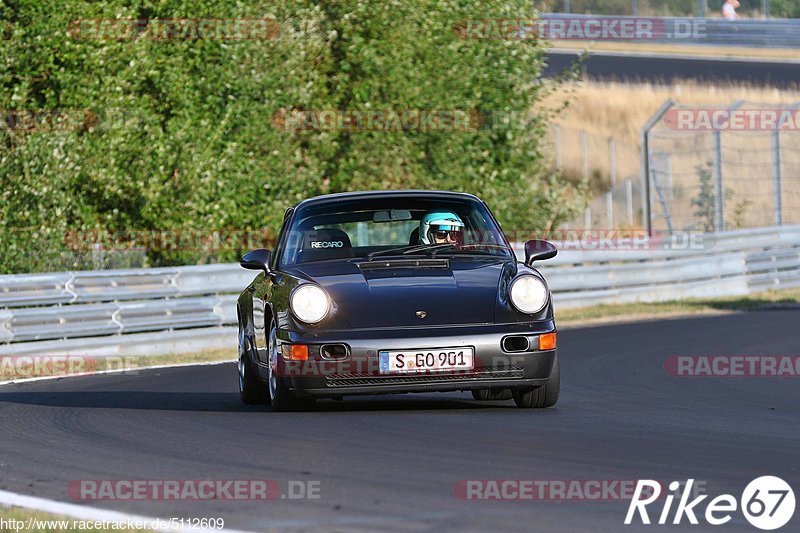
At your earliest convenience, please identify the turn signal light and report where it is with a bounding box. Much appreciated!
[285,344,309,361]
[539,332,557,351]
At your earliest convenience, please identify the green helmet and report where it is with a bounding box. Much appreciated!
[419,211,465,245]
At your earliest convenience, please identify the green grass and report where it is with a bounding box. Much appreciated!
[0,506,149,532]
[0,349,235,382]
[558,287,800,325]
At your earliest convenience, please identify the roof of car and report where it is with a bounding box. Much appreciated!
[293,190,483,209]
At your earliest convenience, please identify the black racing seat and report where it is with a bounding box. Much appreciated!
[297,228,354,263]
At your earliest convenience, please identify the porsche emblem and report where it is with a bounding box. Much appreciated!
[416,310,427,319]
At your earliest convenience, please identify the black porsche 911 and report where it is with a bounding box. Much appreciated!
[237,190,559,411]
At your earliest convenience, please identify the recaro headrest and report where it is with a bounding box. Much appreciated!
[298,228,354,263]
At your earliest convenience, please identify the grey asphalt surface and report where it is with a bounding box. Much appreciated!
[1,310,798,532]
[544,50,800,87]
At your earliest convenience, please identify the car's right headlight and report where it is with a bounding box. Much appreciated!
[290,284,331,324]
[509,275,549,314]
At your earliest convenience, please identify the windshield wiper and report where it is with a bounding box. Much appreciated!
[429,244,511,257]
[366,243,452,261]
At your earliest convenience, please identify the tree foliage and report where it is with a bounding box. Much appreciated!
[1,0,584,273]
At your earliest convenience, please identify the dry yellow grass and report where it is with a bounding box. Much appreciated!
[0,349,235,382]
[544,80,800,147]
[540,81,800,228]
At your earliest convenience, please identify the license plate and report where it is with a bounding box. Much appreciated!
[379,347,474,374]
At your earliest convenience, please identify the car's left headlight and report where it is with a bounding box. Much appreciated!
[290,284,331,324]
[509,275,549,314]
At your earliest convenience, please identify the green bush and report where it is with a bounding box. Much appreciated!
[1,0,585,273]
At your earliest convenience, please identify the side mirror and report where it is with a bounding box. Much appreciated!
[240,249,272,273]
[524,240,557,265]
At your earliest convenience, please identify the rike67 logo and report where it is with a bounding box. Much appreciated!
[626,477,795,530]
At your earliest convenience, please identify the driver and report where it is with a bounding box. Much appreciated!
[419,211,464,246]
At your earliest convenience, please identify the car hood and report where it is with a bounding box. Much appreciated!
[291,258,511,328]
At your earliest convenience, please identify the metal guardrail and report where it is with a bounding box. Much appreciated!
[0,264,253,351]
[1,226,798,356]
[533,225,800,307]
[540,14,800,48]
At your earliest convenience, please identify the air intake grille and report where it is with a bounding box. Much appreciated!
[324,366,525,388]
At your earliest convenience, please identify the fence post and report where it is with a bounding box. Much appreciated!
[711,100,744,232]
[712,130,724,232]
[563,0,570,14]
[763,0,770,18]
[584,207,591,229]
[606,191,614,229]
[640,99,675,235]
[697,0,708,17]
[555,124,562,168]
[626,178,634,226]
[772,129,782,225]
[609,137,616,187]
[631,0,639,16]
[581,129,588,179]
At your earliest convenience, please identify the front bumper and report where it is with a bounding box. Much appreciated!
[258,321,557,398]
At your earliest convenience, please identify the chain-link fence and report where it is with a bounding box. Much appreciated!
[644,100,800,233]
[545,125,644,230]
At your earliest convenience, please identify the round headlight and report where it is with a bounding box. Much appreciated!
[509,275,549,314]
[290,284,331,324]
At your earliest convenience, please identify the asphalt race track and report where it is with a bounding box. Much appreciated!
[544,50,800,88]
[1,310,798,532]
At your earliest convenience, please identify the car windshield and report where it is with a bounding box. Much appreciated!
[278,195,511,266]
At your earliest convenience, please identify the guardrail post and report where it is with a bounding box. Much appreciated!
[772,129,782,226]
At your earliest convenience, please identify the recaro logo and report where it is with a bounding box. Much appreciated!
[310,241,343,249]
[625,477,795,530]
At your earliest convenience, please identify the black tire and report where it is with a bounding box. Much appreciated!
[267,320,313,412]
[472,388,513,401]
[513,354,559,408]
[238,326,269,404]
[472,389,490,401]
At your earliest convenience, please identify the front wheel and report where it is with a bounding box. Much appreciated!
[513,354,559,408]
[267,320,313,412]
[238,326,269,405]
